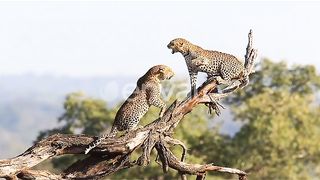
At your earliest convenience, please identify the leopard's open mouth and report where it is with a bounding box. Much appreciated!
[169,47,178,54]
[167,43,176,54]
[166,73,174,80]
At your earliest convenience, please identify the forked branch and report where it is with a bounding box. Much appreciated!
[0,30,257,180]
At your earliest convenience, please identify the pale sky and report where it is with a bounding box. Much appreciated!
[0,1,320,77]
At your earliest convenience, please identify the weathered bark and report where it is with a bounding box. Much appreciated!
[0,30,257,180]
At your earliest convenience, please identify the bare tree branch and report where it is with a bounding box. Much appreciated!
[0,30,257,180]
[154,141,247,178]
[200,29,258,105]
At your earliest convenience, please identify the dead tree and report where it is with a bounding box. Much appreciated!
[0,30,257,180]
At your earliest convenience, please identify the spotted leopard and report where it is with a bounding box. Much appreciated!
[85,65,174,154]
[167,38,247,95]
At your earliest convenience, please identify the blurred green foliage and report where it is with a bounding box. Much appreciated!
[36,59,320,179]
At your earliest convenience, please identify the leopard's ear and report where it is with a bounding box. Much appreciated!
[178,41,184,47]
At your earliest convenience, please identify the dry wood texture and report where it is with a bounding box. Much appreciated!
[0,30,257,180]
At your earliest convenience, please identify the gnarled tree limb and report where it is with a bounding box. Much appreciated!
[0,30,257,180]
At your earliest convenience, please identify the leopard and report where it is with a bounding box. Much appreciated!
[167,38,248,95]
[85,65,175,154]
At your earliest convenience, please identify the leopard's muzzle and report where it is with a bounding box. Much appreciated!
[167,43,177,54]
[165,71,175,80]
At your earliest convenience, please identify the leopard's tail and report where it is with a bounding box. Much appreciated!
[84,126,117,154]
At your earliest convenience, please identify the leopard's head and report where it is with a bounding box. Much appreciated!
[149,65,175,81]
[167,38,191,56]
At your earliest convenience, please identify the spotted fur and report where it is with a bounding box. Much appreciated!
[85,65,174,154]
[167,38,246,95]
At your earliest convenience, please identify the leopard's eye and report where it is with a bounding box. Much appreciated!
[159,68,164,73]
